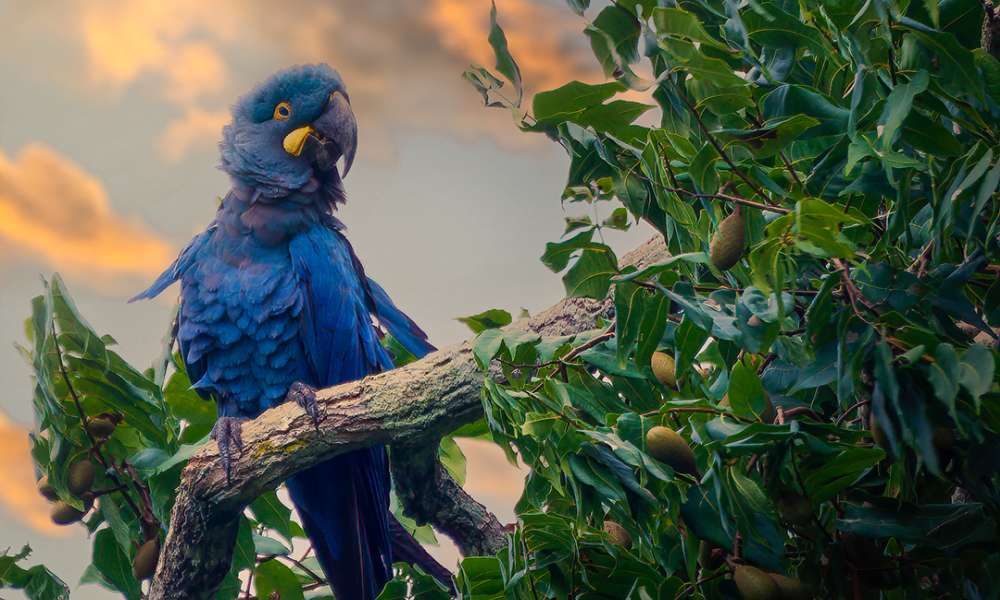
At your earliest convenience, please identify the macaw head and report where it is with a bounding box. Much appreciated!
[220,63,357,204]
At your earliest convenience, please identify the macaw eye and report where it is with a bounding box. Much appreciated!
[273,101,292,121]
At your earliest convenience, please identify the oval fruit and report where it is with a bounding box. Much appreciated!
[86,417,116,439]
[132,538,160,580]
[645,426,698,476]
[37,476,58,501]
[67,460,96,496]
[709,210,746,271]
[602,520,632,549]
[50,501,85,525]
[651,351,677,387]
[733,565,779,600]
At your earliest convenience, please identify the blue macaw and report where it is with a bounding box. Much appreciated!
[133,64,448,599]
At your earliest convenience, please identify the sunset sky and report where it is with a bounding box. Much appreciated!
[0,1,649,597]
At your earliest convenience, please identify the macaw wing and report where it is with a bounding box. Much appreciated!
[289,226,392,386]
[364,277,436,360]
[130,227,215,400]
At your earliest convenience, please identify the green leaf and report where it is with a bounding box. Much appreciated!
[674,316,710,379]
[540,229,595,272]
[879,70,929,150]
[652,8,721,46]
[252,534,290,556]
[688,143,719,194]
[457,308,513,334]
[905,27,983,100]
[487,1,522,107]
[728,359,769,420]
[958,344,995,407]
[837,501,995,551]
[457,556,505,599]
[164,364,216,425]
[91,528,140,600]
[251,491,296,542]
[255,559,305,600]
[439,435,468,486]
[533,81,626,124]
[562,244,618,299]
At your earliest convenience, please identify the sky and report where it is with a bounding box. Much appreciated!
[0,1,650,597]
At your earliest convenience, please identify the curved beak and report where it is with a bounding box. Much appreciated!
[283,125,316,157]
[282,90,358,177]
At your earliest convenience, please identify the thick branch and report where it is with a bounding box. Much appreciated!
[149,236,667,600]
[391,440,507,557]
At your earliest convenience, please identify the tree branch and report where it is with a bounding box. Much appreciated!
[149,236,668,600]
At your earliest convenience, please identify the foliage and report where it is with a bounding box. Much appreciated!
[8,0,1000,598]
[441,0,999,597]
[12,276,465,598]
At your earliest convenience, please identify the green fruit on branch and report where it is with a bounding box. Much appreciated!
[50,501,86,525]
[67,460,96,496]
[602,520,632,549]
[776,492,813,526]
[132,538,160,580]
[86,416,116,439]
[769,573,814,599]
[651,351,677,387]
[645,426,698,476]
[709,209,746,271]
[733,565,780,600]
[36,476,58,501]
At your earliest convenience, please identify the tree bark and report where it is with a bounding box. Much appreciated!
[148,235,667,600]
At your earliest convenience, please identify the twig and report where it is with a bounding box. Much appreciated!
[661,186,789,214]
[779,151,804,190]
[670,82,771,201]
[835,398,870,426]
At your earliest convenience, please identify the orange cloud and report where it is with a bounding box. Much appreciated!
[0,145,174,281]
[80,0,235,102]
[71,0,604,160]
[426,0,598,93]
[0,412,68,537]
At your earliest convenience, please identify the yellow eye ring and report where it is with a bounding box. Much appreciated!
[273,101,292,121]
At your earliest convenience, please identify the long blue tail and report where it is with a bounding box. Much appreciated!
[286,447,392,600]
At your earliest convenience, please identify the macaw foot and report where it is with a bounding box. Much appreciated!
[286,381,321,427]
[211,416,246,482]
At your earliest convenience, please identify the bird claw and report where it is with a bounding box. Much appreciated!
[286,382,321,427]
[211,416,246,482]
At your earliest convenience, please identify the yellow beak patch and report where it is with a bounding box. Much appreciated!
[283,125,316,156]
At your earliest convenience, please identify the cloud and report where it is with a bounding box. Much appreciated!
[0,144,175,281]
[158,108,230,162]
[0,412,68,537]
[72,0,605,160]
[80,0,235,102]
[426,0,598,92]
